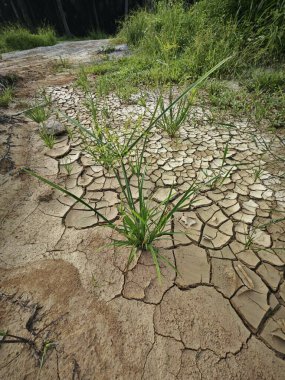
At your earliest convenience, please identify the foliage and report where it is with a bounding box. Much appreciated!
[0,87,13,107]
[0,25,56,53]
[52,56,71,72]
[245,68,285,93]
[38,127,56,149]
[118,0,285,77]
[204,78,285,127]
[25,105,50,123]
[81,0,283,127]
[156,86,195,137]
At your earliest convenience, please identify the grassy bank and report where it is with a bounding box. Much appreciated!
[80,0,284,128]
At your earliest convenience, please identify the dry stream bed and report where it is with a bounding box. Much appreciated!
[0,40,285,379]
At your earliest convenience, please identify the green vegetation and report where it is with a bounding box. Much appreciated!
[118,0,284,77]
[156,86,195,137]
[77,0,284,128]
[25,105,50,123]
[0,25,56,54]
[38,340,56,378]
[0,86,13,107]
[64,94,144,169]
[38,127,56,149]
[25,101,55,149]
[62,160,73,175]
[52,56,71,72]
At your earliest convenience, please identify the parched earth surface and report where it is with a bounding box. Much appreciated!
[1,40,285,379]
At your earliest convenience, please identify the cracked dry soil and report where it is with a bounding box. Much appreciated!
[1,40,285,379]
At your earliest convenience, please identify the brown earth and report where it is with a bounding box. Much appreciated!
[1,40,285,379]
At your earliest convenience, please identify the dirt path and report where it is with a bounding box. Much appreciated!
[0,40,285,379]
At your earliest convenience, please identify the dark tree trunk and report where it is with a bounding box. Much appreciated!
[124,0,129,19]
[55,0,72,36]
[16,0,32,27]
[10,0,21,21]
[92,0,100,31]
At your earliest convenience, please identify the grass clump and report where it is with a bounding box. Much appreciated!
[0,26,56,53]
[52,56,71,72]
[25,105,50,123]
[25,99,56,149]
[156,86,195,137]
[38,127,56,149]
[246,68,285,93]
[0,87,13,107]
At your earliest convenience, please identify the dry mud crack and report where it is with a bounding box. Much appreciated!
[1,41,285,379]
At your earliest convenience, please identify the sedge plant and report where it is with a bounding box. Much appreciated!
[25,105,50,124]
[156,85,196,137]
[38,127,56,149]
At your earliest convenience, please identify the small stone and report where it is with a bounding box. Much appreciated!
[44,117,66,135]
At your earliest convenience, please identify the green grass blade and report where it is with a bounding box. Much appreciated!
[148,245,161,282]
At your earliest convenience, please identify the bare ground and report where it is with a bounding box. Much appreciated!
[0,40,285,379]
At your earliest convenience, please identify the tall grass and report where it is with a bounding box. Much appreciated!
[0,25,56,53]
[118,0,285,77]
